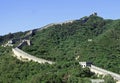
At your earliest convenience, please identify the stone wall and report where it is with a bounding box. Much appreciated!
[79,62,120,81]
[90,65,120,81]
[12,48,54,64]
[37,20,74,31]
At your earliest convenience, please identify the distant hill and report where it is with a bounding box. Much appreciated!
[0,14,119,83]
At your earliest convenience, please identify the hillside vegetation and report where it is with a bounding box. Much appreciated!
[0,46,94,83]
[0,14,119,83]
[22,15,120,74]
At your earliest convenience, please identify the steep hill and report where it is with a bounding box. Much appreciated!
[0,14,119,83]
[22,14,120,73]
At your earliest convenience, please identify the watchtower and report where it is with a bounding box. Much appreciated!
[79,62,92,68]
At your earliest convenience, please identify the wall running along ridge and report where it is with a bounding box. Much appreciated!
[12,47,54,64]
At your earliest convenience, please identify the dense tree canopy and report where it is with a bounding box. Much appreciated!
[0,15,120,82]
[23,15,120,74]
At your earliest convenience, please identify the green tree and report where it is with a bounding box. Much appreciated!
[104,75,116,83]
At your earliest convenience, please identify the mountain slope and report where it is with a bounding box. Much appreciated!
[0,14,119,82]
[22,15,120,74]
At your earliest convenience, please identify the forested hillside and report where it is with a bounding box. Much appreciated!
[0,46,94,83]
[0,31,26,45]
[0,14,119,83]
[22,15,120,74]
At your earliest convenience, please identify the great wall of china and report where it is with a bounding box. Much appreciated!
[79,62,120,83]
[2,17,120,82]
[10,24,55,64]
[11,20,75,64]
[12,47,53,64]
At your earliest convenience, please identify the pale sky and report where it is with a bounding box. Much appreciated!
[0,0,120,35]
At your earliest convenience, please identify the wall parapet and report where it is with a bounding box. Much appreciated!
[12,47,54,64]
[91,65,120,80]
[79,62,120,81]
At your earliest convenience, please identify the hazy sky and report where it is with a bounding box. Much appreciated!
[0,0,120,35]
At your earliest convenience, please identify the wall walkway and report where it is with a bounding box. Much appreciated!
[90,65,120,81]
[12,47,54,64]
[79,62,120,82]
